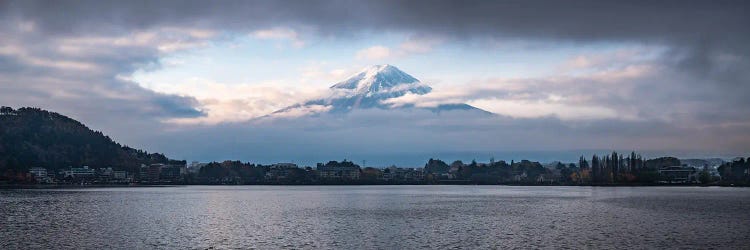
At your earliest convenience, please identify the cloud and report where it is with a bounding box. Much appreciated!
[467,98,619,120]
[0,15,209,133]
[251,27,305,48]
[5,1,748,94]
[143,77,330,124]
[398,36,442,54]
[380,49,663,122]
[135,62,356,125]
[559,48,660,72]
[355,46,392,60]
[0,0,748,160]
[146,108,750,166]
[355,36,443,60]
[264,104,332,119]
[298,63,358,84]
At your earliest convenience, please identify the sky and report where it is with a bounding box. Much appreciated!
[1,0,748,166]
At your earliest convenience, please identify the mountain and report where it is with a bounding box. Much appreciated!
[0,107,181,175]
[680,158,726,167]
[271,65,489,117]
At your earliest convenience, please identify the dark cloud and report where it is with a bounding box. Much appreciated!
[0,7,206,129]
[149,94,204,118]
[3,1,747,43]
[5,0,747,86]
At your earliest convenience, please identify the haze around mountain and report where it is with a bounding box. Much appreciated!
[269,65,488,119]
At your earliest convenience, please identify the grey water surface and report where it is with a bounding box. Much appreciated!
[1,186,749,249]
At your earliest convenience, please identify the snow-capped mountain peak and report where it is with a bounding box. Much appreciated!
[330,64,431,96]
[267,64,488,117]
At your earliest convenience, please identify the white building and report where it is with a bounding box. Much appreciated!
[64,166,95,178]
[29,167,51,183]
[29,167,47,177]
[187,161,207,174]
[659,166,698,183]
[317,164,360,180]
[113,171,128,180]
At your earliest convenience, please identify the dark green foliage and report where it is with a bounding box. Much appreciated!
[699,170,712,184]
[0,107,174,176]
[513,160,545,180]
[645,157,681,170]
[197,161,265,184]
[589,151,646,184]
[465,160,511,183]
[636,170,660,183]
[424,158,449,174]
[423,158,546,184]
[317,160,360,169]
[717,158,749,183]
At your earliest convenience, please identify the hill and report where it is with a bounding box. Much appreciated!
[0,106,180,176]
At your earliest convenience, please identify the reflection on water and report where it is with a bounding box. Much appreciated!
[1,186,749,249]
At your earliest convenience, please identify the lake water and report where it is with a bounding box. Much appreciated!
[1,186,749,249]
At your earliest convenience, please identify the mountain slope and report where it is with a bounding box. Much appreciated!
[271,65,490,117]
[0,107,180,174]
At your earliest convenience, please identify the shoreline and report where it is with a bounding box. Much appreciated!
[2,183,747,189]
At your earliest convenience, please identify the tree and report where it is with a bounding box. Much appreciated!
[424,158,449,174]
[579,156,589,170]
[699,170,711,184]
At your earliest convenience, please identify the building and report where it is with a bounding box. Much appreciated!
[381,166,397,181]
[137,163,186,182]
[536,173,556,184]
[64,166,95,179]
[512,171,528,182]
[378,166,425,182]
[29,167,51,183]
[147,164,163,182]
[449,162,463,174]
[159,165,182,181]
[361,167,383,180]
[113,171,128,180]
[188,161,207,174]
[139,164,164,182]
[659,166,698,183]
[317,164,360,180]
[29,167,47,178]
[413,168,425,181]
[265,163,298,181]
[97,167,114,178]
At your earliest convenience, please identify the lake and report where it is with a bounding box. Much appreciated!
[1,186,749,249]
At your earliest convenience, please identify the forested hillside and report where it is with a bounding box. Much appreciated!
[0,107,180,175]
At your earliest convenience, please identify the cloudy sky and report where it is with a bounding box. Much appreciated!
[1,0,748,165]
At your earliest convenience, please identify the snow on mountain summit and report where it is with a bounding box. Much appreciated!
[330,64,431,96]
[268,64,488,118]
